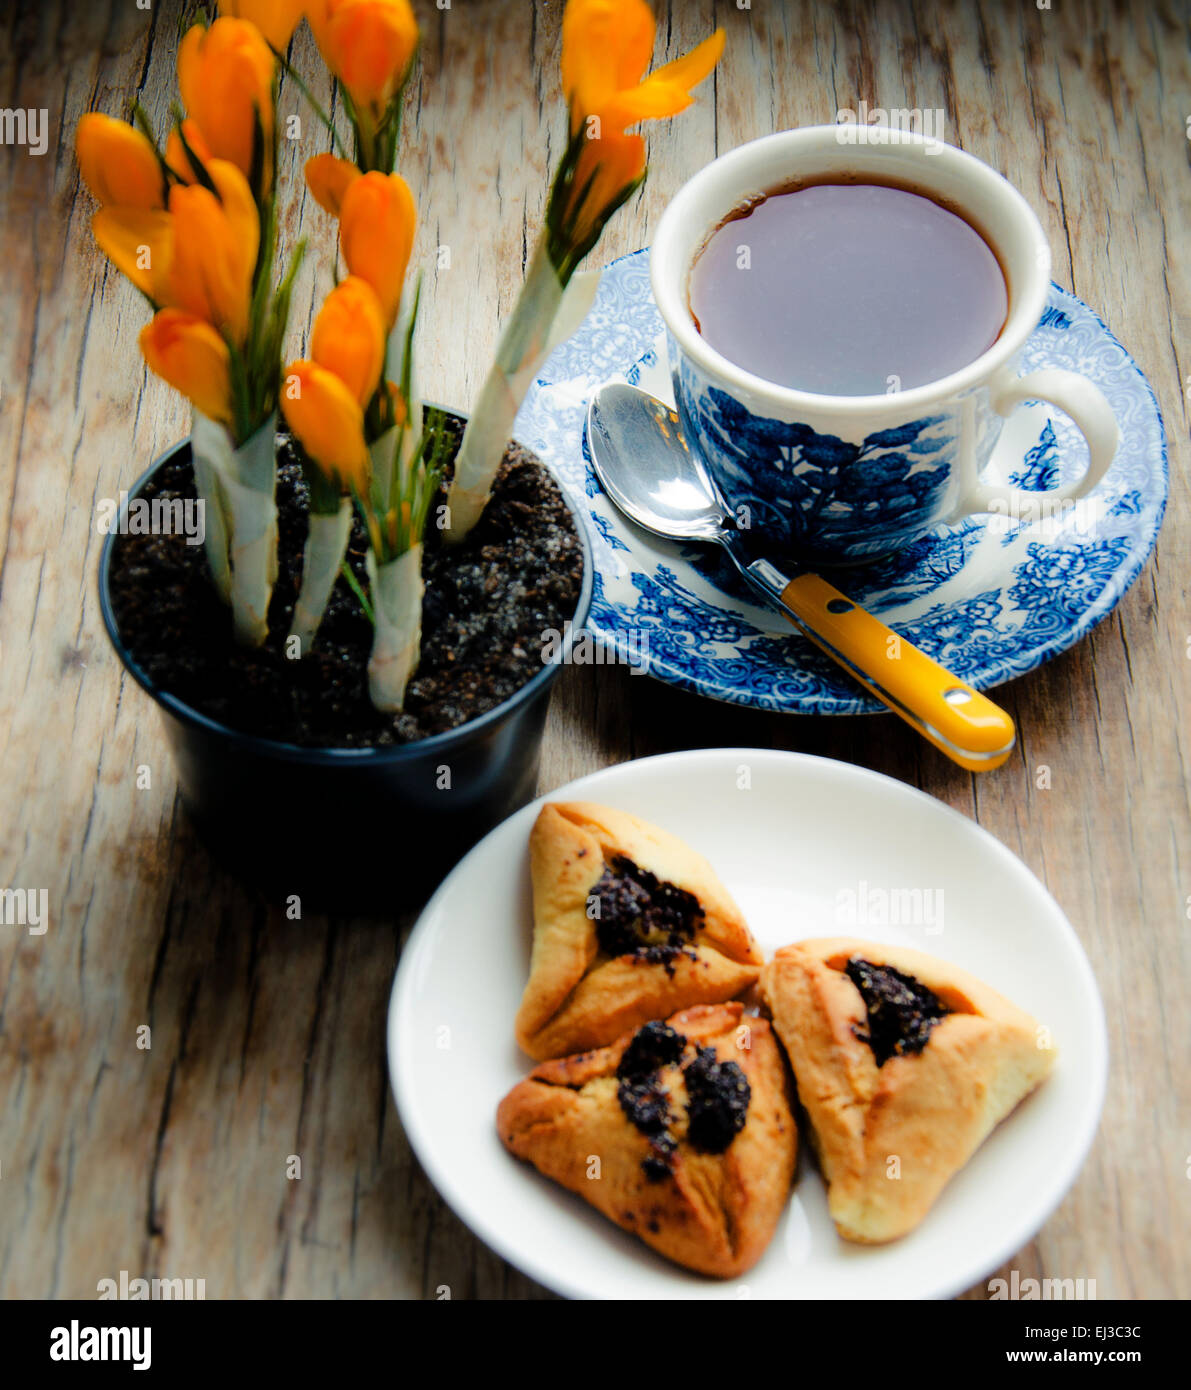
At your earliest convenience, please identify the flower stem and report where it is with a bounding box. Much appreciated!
[365,545,423,711]
[192,411,278,646]
[290,497,352,654]
[442,236,600,543]
[189,416,233,603]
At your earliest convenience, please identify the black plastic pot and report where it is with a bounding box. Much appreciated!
[99,434,592,913]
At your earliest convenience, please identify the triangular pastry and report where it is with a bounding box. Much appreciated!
[497,1002,797,1278]
[514,802,763,1060]
[760,937,1056,1243]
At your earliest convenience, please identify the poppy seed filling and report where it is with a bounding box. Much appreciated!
[683,1046,750,1153]
[845,956,951,1066]
[591,855,703,963]
[616,1020,686,1077]
[615,1020,751,1179]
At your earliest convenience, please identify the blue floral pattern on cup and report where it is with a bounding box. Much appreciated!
[516,248,1167,716]
[675,349,958,563]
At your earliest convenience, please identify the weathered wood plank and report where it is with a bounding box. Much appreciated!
[0,0,1187,1301]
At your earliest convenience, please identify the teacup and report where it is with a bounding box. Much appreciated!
[651,126,1119,567]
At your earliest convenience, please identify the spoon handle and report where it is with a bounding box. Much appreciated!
[768,570,1016,772]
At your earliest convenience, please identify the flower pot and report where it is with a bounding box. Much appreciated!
[98,433,593,913]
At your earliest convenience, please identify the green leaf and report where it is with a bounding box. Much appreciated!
[340,558,374,625]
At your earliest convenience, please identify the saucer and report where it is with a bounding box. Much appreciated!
[517,249,1167,714]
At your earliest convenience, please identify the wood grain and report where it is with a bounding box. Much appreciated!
[0,0,1187,1300]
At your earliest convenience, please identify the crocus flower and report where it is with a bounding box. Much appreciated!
[164,118,214,185]
[217,0,305,52]
[167,159,260,344]
[75,114,165,210]
[309,275,386,405]
[564,129,646,249]
[91,207,175,303]
[561,0,724,134]
[177,18,276,182]
[284,275,385,657]
[140,309,234,426]
[76,15,302,653]
[442,0,724,544]
[304,153,361,216]
[338,170,416,325]
[306,0,418,120]
[282,360,371,492]
[558,0,723,247]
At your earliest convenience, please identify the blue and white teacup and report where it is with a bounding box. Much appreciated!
[651,126,1119,567]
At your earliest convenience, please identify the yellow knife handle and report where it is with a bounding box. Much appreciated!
[780,572,1016,773]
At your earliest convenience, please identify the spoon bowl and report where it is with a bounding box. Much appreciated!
[587,384,725,542]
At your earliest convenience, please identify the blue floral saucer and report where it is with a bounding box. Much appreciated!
[517,249,1167,714]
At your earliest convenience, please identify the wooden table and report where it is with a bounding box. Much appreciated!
[1,0,1187,1300]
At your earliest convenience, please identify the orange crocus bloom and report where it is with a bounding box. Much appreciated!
[338,170,416,325]
[91,207,175,303]
[559,0,723,246]
[167,158,260,344]
[177,18,276,182]
[306,0,418,118]
[310,276,386,406]
[561,0,724,136]
[282,360,371,492]
[217,0,305,52]
[304,153,361,217]
[140,309,234,426]
[75,114,165,210]
[164,118,214,185]
[566,129,646,247]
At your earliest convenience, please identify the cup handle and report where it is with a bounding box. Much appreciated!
[952,365,1119,521]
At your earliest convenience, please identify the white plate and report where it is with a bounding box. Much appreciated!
[387,749,1107,1299]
